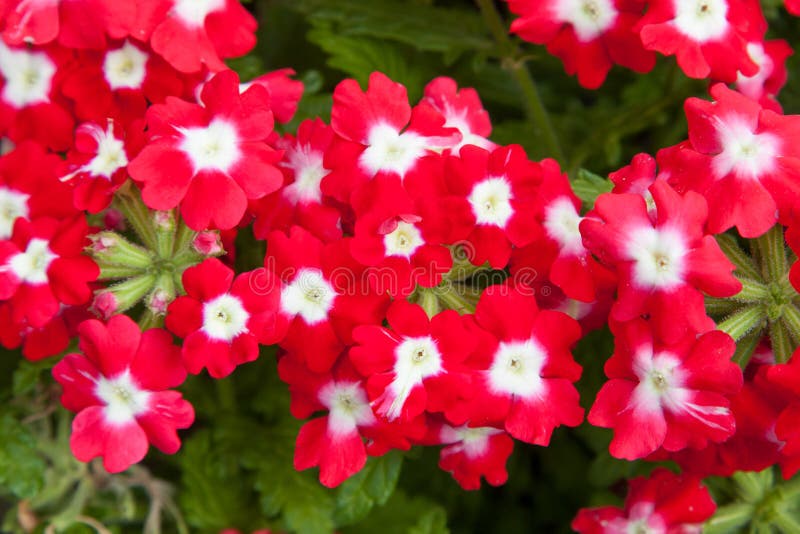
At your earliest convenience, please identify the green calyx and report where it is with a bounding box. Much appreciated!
[89,184,224,327]
[710,225,800,366]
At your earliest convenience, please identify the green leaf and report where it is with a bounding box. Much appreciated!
[0,413,46,499]
[284,0,492,60]
[245,418,335,534]
[342,491,448,534]
[572,169,613,209]
[334,451,403,525]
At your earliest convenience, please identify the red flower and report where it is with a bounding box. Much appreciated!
[279,353,395,488]
[166,258,285,379]
[588,319,742,460]
[0,140,76,239]
[507,0,655,89]
[788,223,800,293]
[128,69,282,230]
[264,226,389,373]
[666,84,800,237]
[350,300,475,422]
[241,68,304,124]
[448,285,584,446]
[0,216,98,328]
[148,0,257,73]
[637,0,764,81]
[250,118,342,243]
[432,421,514,491]
[323,72,459,205]
[52,315,194,473]
[60,119,145,213]
[511,159,613,302]
[0,0,117,49]
[734,40,793,113]
[443,145,541,269]
[580,180,740,342]
[572,468,716,534]
[0,42,74,151]
[421,77,494,152]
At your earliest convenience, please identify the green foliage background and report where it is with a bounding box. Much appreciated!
[3,1,800,533]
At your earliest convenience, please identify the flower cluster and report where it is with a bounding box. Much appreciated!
[2,1,800,532]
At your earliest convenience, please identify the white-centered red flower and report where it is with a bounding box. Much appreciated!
[637,0,765,81]
[580,179,741,342]
[511,159,613,303]
[148,0,257,73]
[588,319,742,460]
[734,39,792,112]
[323,72,460,206]
[448,285,584,446]
[507,0,655,88]
[443,144,541,269]
[52,315,194,473]
[572,468,717,534]
[0,41,74,150]
[60,119,144,213]
[664,84,800,237]
[0,140,76,239]
[264,225,390,373]
[350,300,476,422]
[128,69,282,230]
[0,215,98,328]
[166,258,285,379]
[421,77,494,152]
[279,352,407,488]
[250,118,342,243]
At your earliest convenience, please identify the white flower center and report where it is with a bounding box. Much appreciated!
[377,336,443,421]
[0,187,29,239]
[488,339,546,398]
[383,221,424,259]
[103,41,148,90]
[626,226,687,290]
[7,238,57,285]
[713,116,780,181]
[631,349,688,414]
[319,381,376,436]
[282,145,328,205]
[736,43,772,99]
[0,41,55,108]
[171,0,225,27]
[673,0,729,42]
[84,123,129,179]
[554,0,618,42]
[469,176,513,227]
[178,119,241,174]
[608,503,667,534]
[441,425,502,457]
[202,293,250,341]
[442,111,493,151]
[359,124,427,178]
[95,370,152,425]
[280,268,337,325]
[544,197,584,255]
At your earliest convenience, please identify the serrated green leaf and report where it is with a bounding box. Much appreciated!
[334,451,403,525]
[572,169,613,209]
[0,413,46,499]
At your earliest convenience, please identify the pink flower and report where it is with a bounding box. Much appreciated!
[52,315,194,473]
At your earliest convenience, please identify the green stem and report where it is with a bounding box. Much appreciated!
[114,186,158,251]
[716,234,762,282]
[782,304,800,345]
[173,221,197,256]
[475,0,564,162]
[757,224,787,283]
[732,331,761,370]
[730,277,769,303]
[705,296,738,316]
[98,265,147,280]
[717,305,765,341]
[770,319,794,364]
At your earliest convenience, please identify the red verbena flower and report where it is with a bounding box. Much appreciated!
[52,315,194,473]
